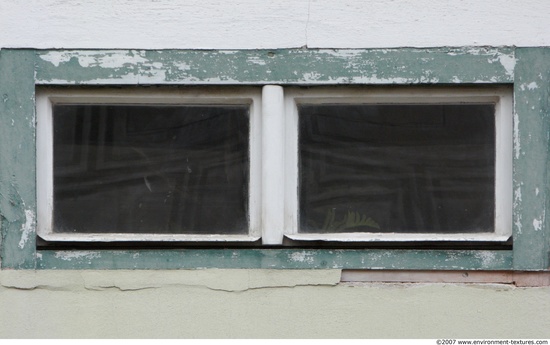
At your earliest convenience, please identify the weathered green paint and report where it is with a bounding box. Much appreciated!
[36,249,513,270]
[35,48,514,86]
[513,48,550,270]
[0,49,37,269]
[2,47,550,270]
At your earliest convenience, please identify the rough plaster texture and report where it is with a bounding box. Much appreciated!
[1,0,550,49]
[0,270,549,338]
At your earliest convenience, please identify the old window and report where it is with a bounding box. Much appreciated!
[36,86,512,244]
[283,87,513,243]
[5,47,546,270]
[36,88,262,242]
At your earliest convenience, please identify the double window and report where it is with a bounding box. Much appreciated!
[3,47,549,270]
[36,85,512,245]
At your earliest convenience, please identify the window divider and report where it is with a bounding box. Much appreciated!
[261,85,285,245]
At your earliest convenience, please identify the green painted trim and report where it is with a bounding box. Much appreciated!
[0,49,37,269]
[36,249,513,270]
[513,48,550,270]
[35,47,514,86]
[2,47,550,270]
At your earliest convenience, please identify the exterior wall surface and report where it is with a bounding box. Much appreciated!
[0,270,548,338]
[1,0,550,339]
[2,0,550,49]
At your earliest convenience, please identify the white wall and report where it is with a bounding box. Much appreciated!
[1,0,550,50]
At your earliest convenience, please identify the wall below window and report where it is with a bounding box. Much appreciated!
[0,270,548,338]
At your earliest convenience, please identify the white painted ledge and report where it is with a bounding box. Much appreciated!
[287,233,512,242]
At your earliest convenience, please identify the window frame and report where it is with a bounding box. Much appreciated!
[284,86,513,242]
[0,47,548,271]
[36,86,513,245]
[36,87,263,242]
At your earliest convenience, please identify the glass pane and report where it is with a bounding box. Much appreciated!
[53,104,249,235]
[299,104,495,234]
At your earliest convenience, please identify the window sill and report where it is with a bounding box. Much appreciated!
[35,248,513,270]
[286,233,511,242]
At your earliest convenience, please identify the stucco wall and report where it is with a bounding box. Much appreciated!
[1,0,550,338]
[0,270,549,338]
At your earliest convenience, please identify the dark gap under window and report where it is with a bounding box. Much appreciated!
[53,104,249,235]
[299,104,495,234]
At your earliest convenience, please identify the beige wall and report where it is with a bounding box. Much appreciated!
[0,270,549,338]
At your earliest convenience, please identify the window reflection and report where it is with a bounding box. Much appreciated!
[299,104,495,234]
[53,105,249,234]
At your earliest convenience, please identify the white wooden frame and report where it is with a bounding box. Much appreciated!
[36,87,263,242]
[37,86,513,243]
[283,86,513,242]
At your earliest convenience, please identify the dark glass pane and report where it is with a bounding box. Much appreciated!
[299,104,495,234]
[53,104,249,235]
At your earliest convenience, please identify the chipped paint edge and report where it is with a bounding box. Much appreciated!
[17,209,35,249]
[34,47,516,85]
[35,249,514,270]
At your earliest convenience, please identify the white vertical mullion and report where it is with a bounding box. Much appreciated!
[495,90,513,238]
[248,91,263,239]
[36,92,54,239]
[261,85,285,244]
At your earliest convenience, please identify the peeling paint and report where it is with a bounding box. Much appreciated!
[0,270,341,293]
[350,76,413,84]
[176,62,191,71]
[54,251,102,261]
[512,48,550,269]
[526,82,539,90]
[497,53,516,77]
[35,48,515,86]
[289,251,315,263]
[514,186,524,232]
[514,214,523,235]
[514,112,521,159]
[87,71,168,85]
[33,248,514,270]
[302,72,322,81]
[17,209,34,249]
[533,218,543,231]
[474,251,497,268]
[39,51,72,67]
[40,50,149,68]
[514,187,522,207]
[321,50,364,58]
[520,82,539,91]
[246,57,267,66]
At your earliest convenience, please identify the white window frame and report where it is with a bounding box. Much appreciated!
[36,87,263,242]
[36,85,513,244]
[283,86,513,242]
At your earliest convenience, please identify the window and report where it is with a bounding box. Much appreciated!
[36,86,512,244]
[2,47,549,270]
[36,88,263,242]
[284,87,513,243]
